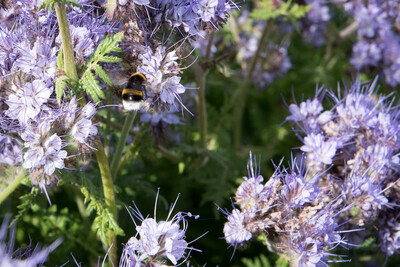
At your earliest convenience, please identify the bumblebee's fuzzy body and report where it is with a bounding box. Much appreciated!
[122,73,148,111]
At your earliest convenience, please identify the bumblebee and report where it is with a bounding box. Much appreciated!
[122,73,148,111]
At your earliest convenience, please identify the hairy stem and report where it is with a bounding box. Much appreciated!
[233,20,270,151]
[195,32,214,148]
[0,168,27,204]
[198,69,208,148]
[110,111,137,179]
[55,3,78,82]
[95,136,117,265]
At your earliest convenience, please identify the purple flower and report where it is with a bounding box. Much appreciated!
[223,209,253,246]
[221,152,352,264]
[120,193,200,267]
[343,166,390,223]
[334,79,380,130]
[22,127,67,178]
[287,96,327,133]
[194,0,219,22]
[287,77,400,251]
[0,135,22,165]
[68,101,98,146]
[280,171,320,209]
[136,45,189,112]
[284,208,345,266]
[14,37,57,83]
[300,133,337,167]
[350,40,382,69]
[5,80,53,125]
[140,106,180,126]
[379,215,400,256]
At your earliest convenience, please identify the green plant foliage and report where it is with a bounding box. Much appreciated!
[80,32,123,103]
[78,176,124,245]
[55,75,69,105]
[242,254,272,267]
[251,0,311,21]
[38,0,82,12]
[11,187,39,226]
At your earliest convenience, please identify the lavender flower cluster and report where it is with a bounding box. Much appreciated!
[301,0,400,86]
[116,0,236,117]
[222,78,400,265]
[0,0,112,197]
[287,77,400,255]
[222,153,347,266]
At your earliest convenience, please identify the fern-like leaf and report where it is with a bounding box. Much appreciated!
[81,71,104,103]
[94,208,124,245]
[80,31,123,102]
[11,187,39,226]
[93,64,112,86]
[100,55,122,63]
[55,75,69,105]
[38,0,82,12]
[77,176,124,246]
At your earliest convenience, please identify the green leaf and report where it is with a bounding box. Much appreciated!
[242,254,271,267]
[81,71,105,103]
[79,31,123,102]
[276,256,289,267]
[100,55,122,63]
[11,187,39,226]
[77,177,124,246]
[55,75,69,105]
[93,64,112,86]
[57,45,64,70]
[250,0,311,21]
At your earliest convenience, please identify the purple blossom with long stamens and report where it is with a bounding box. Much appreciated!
[120,193,201,267]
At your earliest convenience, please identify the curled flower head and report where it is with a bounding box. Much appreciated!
[221,152,358,263]
[120,192,201,267]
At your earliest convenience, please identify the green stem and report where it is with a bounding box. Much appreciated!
[0,168,27,204]
[233,20,270,151]
[95,137,117,265]
[55,3,78,82]
[197,69,207,148]
[194,32,214,148]
[96,114,138,136]
[117,123,145,174]
[110,111,137,179]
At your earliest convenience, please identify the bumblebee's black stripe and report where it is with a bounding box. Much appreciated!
[122,89,144,101]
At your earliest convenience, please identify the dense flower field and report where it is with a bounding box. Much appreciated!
[1,0,400,266]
